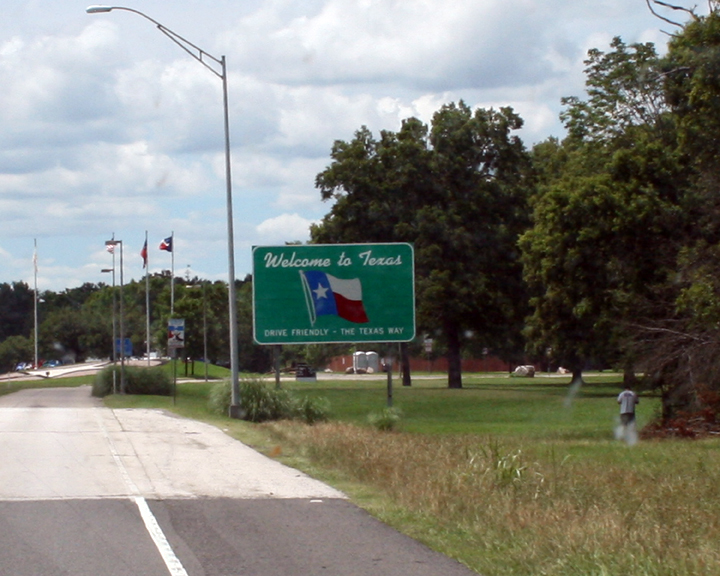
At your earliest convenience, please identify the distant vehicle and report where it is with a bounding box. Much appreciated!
[295,363,317,381]
[43,360,62,367]
[15,362,30,371]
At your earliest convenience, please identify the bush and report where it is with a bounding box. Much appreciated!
[92,365,172,397]
[208,378,287,421]
[208,377,232,415]
[208,378,330,424]
[292,395,330,425]
[368,407,402,431]
[241,378,294,422]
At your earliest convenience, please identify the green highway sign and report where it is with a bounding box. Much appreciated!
[253,243,415,344]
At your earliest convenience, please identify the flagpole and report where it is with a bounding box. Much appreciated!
[145,230,151,367]
[33,239,38,369]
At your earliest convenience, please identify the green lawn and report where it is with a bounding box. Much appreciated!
[100,370,660,444]
[282,372,659,439]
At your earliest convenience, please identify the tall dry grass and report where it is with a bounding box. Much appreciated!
[262,420,720,576]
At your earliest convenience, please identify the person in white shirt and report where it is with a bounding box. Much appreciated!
[617,386,639,425]
[616,386,640,444]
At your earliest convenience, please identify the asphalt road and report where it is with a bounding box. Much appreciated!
[0,387,479,575]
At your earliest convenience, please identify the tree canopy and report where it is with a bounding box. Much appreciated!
[314,102,532,387]
[521,9,720,422]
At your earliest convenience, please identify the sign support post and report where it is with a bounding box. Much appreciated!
[168,319,185,405]
[386,356,393,408]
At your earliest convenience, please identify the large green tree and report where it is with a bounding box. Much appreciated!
[0,282,35,342]
[0,335,33,373]
[520,38,689,384]
[314,102,531,388]
[629,8,720,417]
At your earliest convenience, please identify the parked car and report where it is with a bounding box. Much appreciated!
[295,363,317,381]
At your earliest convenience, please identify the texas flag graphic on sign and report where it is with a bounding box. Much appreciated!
[300,270,369,325]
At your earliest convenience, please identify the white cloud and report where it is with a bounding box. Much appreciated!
[0,0,700,291]
[255,213,317,245]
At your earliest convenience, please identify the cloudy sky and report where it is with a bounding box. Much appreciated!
[0,0,700,292]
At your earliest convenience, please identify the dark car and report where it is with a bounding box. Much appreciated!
[295,363,317,381]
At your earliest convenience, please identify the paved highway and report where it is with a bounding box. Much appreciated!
[0,387,479,575]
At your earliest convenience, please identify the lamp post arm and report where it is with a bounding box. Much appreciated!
[87,6,225,78]
[87,4,241,415]
[156,23,224,79]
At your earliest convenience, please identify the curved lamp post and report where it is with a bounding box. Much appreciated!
[87,5,241,417]
[101,265,117,393]
[105,239,125,393]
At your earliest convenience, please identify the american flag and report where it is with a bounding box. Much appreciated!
[106,244,115,254]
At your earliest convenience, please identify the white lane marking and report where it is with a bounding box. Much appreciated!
[94,409,141,494]
[95,408,189,576]
[135,496,189,576]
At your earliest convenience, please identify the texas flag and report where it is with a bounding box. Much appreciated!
[159,236,172,252]
[301,270,369,325]
[140,240,148,268]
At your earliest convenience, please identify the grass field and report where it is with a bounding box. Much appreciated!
[287,373,652,438]
[4,369,720,575]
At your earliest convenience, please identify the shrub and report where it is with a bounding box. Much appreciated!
[208,377,232,415]
[208,378,288,421]
[208,378,330,424]
[92,365,172,397]
[367,407,402,431]
[292,395,331,425]
[241,378,294,422]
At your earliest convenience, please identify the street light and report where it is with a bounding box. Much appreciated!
[105,239,125,393]
[101,267,117,393]
[87,6,241,417]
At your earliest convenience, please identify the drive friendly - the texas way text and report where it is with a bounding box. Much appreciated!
[263,326,408,338]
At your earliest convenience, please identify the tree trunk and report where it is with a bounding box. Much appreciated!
[623,365,638,388]
[562,366,585,408]
[447,326,463,388]
[571,366,584,388]
[401,342,412,386]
